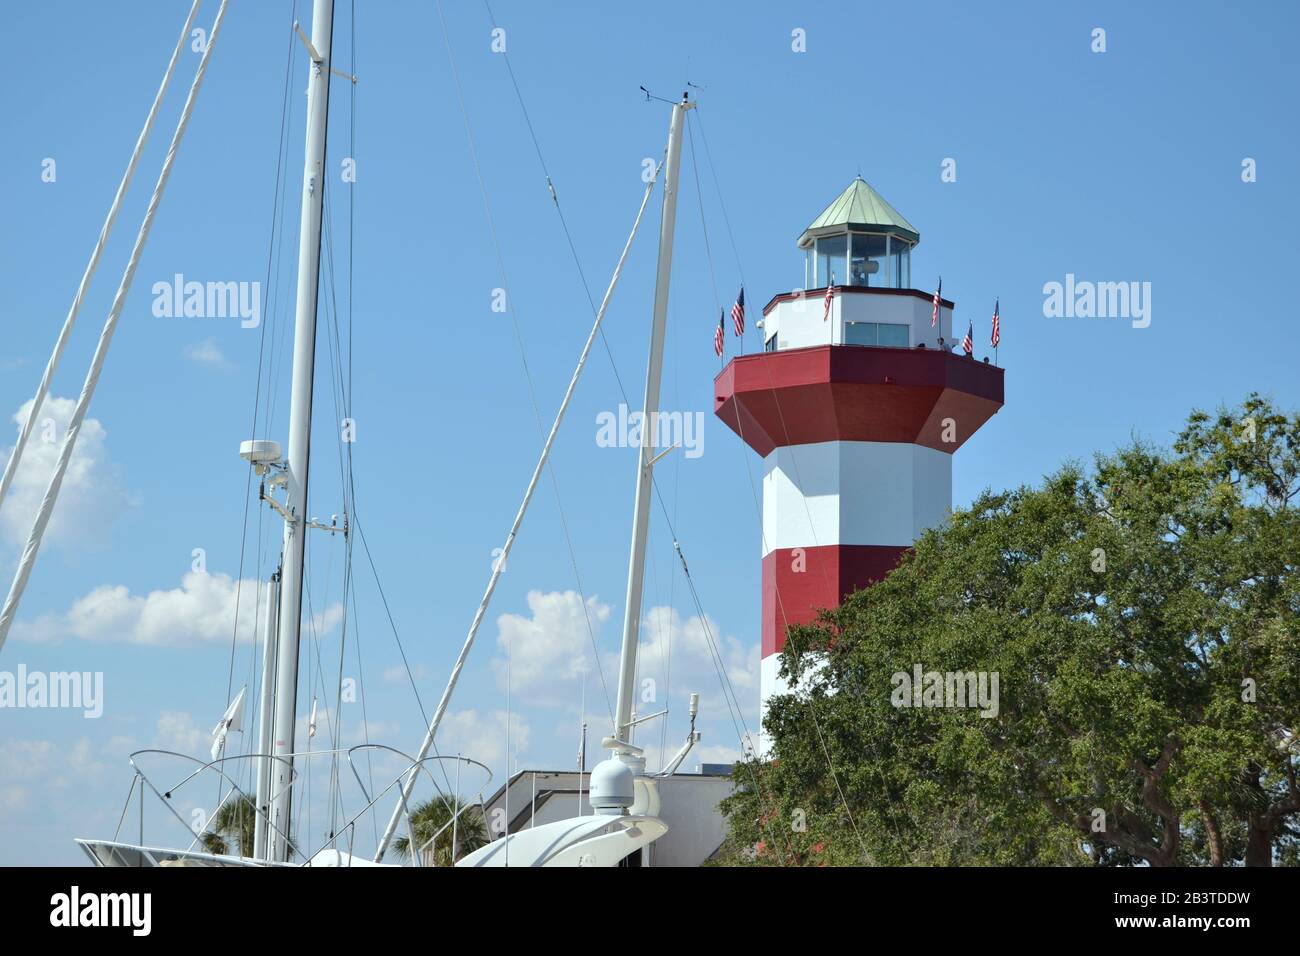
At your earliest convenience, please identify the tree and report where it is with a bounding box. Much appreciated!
[201,793,257,857]
[719,395,1300,866]
[389,794,489,866]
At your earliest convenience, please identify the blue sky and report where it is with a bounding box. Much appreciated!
[1,0,1297,864]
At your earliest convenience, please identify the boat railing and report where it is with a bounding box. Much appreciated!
[339,744,492,867]
[106,745,493,866]
[120,749,302,860]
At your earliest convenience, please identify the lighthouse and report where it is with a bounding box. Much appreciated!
[713,178,1004,747]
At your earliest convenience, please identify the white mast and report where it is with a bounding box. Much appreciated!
[268,0,335,863]
[611,94,690,753]
[253,570,279,860]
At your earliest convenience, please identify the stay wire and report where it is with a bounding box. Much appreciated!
[221,0,297,812]
[435,0,614,726]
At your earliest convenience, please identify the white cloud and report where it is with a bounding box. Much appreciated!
[11,570,342,648]
[182,337,229,368]
[291,706,400,750]
[66,735,106,778]
[306,603,344,640]
[628,606,760,768]
[635,606,759,717]
[154,711,203,755]
[0,735,109,790]
[1,395,130,550]
[487,592,760,748]
[382,662,427,685]
[0,738,58,780]
[491,590,610,705]
[690,743,745,767]
[437,708,531,771]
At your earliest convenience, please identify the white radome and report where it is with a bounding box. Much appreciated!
[239,439,282,465]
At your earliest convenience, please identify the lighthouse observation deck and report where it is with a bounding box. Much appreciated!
[715,285,1005,457]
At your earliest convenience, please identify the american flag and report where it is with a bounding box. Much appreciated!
[731,287,745,336]
[990,298,1000,347]
[931,277,942,327]
[714,310,725,357]
[822,277,834,322]
[962,318,974,356]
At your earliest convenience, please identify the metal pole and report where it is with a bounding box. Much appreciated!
[253,570,280,859]
[452,757,461,864]
[269,0,334,863]
[578,721,586,815]
[612,96,690,748]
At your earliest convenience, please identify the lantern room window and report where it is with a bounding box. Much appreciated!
[849,233,886,286]
[813,235,847,287]
[808,231,914,289]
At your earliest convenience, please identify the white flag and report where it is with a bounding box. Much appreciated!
[210,687,247,761]
[308,697,318,739]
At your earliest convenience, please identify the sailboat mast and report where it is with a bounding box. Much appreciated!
[611,94,691,749]
[253,570,279,860]
[268,0,335,863]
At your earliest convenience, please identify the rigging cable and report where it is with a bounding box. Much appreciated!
[223,0,300,811]
[434,0,614,725]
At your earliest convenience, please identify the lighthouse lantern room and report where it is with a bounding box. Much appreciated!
[714,178,1005,750]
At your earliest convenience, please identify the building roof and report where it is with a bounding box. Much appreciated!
[797,177,920,248]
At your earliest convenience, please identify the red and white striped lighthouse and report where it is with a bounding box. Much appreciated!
[714,178,1004,747]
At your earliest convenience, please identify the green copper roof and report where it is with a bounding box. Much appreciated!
[797,177,920,248]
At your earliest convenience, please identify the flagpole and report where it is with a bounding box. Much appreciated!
[738,289,744,358]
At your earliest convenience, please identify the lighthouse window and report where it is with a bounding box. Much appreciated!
[815,235,847,286]
[878,322,909,347]
[844,321,909,348]
[850,233,887,287]
[845,321,874,346]
[890,237,913,288]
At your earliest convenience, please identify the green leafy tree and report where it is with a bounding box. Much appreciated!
[720,395,1300,866]
[390,794,488,866]
[201,793,257,857]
